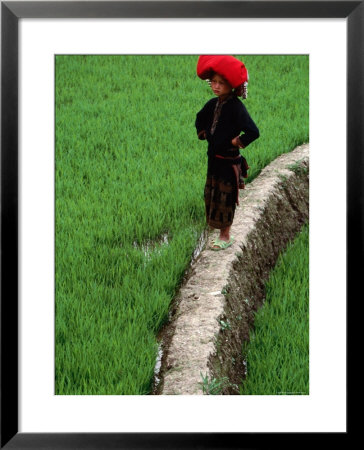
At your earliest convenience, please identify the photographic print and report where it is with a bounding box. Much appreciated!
[55,54,309,396]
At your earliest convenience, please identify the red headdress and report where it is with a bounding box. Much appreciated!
[197,55,249,98]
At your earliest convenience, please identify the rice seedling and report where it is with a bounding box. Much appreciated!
[55,55,309,394]
[239,224,309,395]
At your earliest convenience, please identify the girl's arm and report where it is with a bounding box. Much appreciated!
[195,108,207,140]
[233,102,260,148]
[195,99,214,140]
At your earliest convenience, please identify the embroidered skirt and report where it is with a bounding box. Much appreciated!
[204,156,240,229]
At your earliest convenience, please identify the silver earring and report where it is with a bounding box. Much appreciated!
[243,82,248,99]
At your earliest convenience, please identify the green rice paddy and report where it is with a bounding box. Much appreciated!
[240,224,309,395]
[55,55,309,395]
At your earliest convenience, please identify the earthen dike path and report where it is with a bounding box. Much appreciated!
[155,144,309,395]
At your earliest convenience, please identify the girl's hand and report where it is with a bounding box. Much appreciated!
[231,136,240,147]
[198,130,207,140]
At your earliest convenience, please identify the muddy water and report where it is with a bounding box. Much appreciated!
[133,232,169,260]
[153,344,164,388]
[192,229,208,261]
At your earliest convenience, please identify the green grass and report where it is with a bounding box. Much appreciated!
[239,224,309,395]
[55,55,309,395]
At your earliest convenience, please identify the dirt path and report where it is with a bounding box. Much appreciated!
[155,144,309,395]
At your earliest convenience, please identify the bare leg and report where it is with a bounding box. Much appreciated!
[219,226,231,242]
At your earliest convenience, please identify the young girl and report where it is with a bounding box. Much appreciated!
[195,55,260,250]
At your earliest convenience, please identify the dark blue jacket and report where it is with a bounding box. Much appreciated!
[195,96,259,157]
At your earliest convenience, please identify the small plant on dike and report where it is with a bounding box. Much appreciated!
[288,160,308,176]
[218,318,231,331]
[199,372,236,395]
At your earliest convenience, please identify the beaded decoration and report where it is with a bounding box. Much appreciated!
[242,81,248,99]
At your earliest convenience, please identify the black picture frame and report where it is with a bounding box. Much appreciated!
[1,1,358,448]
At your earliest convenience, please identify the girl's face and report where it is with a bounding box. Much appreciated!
[210,73,233,97]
